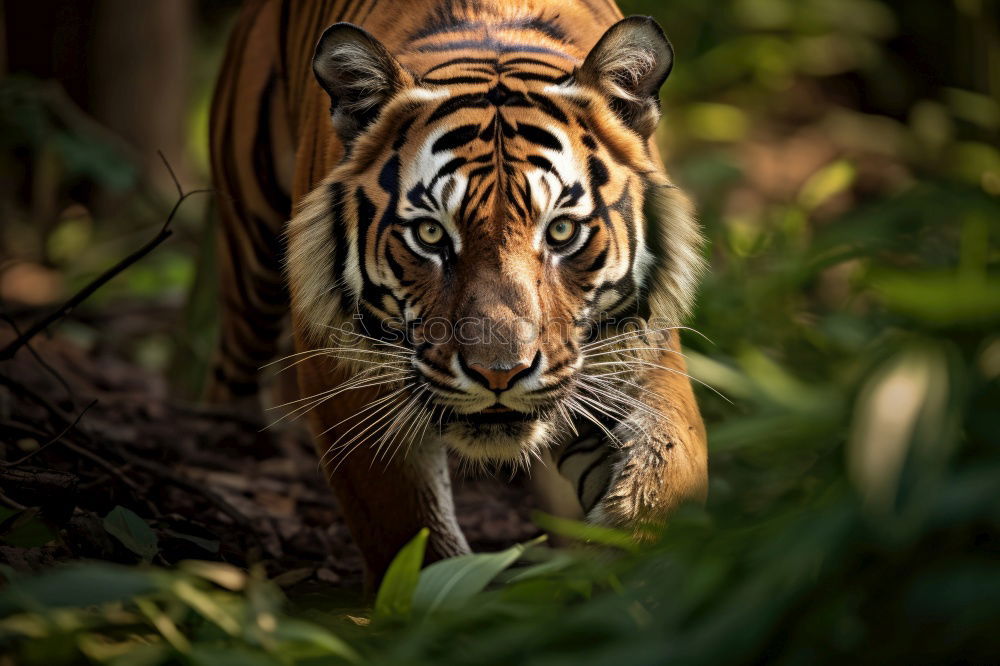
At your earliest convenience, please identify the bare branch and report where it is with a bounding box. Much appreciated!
[0,157,210,361]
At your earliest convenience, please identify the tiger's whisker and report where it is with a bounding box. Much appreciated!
[587,357,733,405]
[579,324,683,351]
[268,367,408,411]
[321,387,411,448]
[270,371,409,419]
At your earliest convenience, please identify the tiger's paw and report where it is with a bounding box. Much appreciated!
[583,417,707,534]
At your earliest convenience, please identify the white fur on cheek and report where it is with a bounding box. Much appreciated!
[286,182,345,344]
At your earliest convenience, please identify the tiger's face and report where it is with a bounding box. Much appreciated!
[289,18,703,465]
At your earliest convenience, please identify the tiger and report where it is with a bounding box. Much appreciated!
[208,0,708,586]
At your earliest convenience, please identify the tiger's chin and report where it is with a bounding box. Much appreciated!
[439,416,553,467]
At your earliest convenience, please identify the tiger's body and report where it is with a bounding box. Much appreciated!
[210,0,707,586]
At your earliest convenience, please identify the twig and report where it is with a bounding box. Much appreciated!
[115,451,258,533]
[0,313,76,402]
[0,376,138,490]
[58,439,148,499]
[0,410,155,515]
[158,150,184,200]
[0,373,257,539]
[167,400,264,429]
[0,490,27,511]
[0,159,210,361]
[0,372,72,427]
[0,400,97,467]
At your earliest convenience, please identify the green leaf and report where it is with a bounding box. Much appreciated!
[272,618,360,663]
[533,512,638,552]
[105,644,170,666]
[500,552,578,584]
[412,536,546,616]
[103,506,159,562]
[868,269,1000,326]
[0,563,158,615]
[171,579,240,635]
[373,528,428,622]
[0,508,59,548]
[798,159,856,210]
[163,529,220,554]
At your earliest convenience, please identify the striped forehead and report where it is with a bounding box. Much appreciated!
[396,117,594,235]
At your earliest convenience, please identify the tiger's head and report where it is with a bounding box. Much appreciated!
[288,16,703,465]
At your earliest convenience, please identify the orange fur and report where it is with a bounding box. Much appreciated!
[209,0,707,586]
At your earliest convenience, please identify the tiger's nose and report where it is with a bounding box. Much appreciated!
[465,359,533,392]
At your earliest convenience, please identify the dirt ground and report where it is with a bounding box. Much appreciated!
[0,314,541,594]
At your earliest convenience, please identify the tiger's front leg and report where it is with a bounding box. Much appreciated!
[571,332,708,530]
[296,354,469,590]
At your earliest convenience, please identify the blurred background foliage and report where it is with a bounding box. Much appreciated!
[1,0,998,663]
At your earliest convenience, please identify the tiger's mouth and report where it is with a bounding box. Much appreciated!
[443,404,537,425]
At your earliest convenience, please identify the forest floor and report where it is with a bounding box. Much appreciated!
[0,315,540,598]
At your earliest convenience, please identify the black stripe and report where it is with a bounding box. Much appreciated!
[438,156,467,177]
[385,233,408,282]
[502,57,569,71]
[560,437,607,461]
[389,230,426,265]
[517,123,561,151]
[527,93,569,123]
[432,124,481,153]
[565,225,600,261]
[392,116,416,151]
[423,75,493,85]
[428,94,490,123]
[527,155,552,171]
[508,71,566,83]
[423,57,497,77]
[418,354,455,379]
[588,155,609,188]
[329,182,348,286]
[576,450,613,510]
[585,247,608,272]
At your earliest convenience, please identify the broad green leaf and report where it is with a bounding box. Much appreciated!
[135,597,191,654]
[412,536,546,616]
[533,512,638,552]
[272,618,360,663]
[501,552,578,584]
[171,579,240,635]
[179,560,247,591]
[103,506,159,562]
[373,528,428,621]
[0,564,158,615]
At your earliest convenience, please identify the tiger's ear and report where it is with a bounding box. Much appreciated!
[578,17,674,137]
[313,23,410,140]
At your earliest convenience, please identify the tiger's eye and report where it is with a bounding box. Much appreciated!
[417,220,445,246]
[546,219,576,245]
